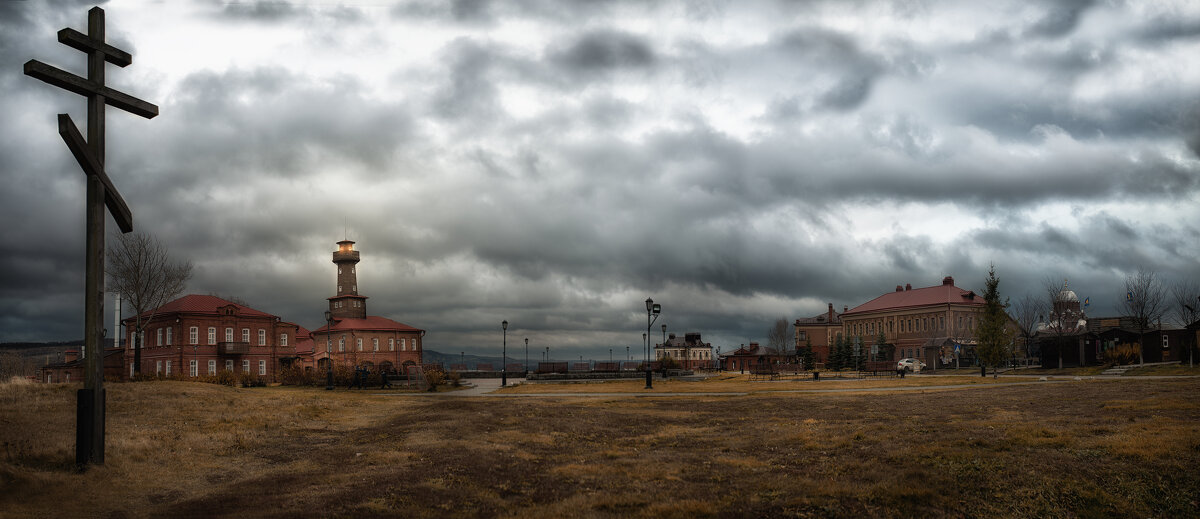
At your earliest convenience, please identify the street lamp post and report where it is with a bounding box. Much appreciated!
[525,338,529,376]
[645,298,661,389]
[501,320,508,387]
[324,311,334,390]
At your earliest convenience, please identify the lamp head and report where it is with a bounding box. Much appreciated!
[645,297,653,312]
[652,303,661,315]
[661,323,666,332]
[324,310,332,322]
[525,337,529,345]
[502,320,508,331]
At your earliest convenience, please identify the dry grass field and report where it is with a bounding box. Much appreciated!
[2,376,1199,518]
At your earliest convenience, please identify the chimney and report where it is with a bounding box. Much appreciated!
[905,283,912,291]
[896,285,903,292]
[943,276,954,286]
[827,303,834,321]
[843,305,848,314]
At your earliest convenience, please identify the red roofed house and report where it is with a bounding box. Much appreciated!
[308,240,424,375]
[840,276,989,369]
[121,294,301,381]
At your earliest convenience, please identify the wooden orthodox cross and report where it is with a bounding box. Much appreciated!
[24,6,158,467]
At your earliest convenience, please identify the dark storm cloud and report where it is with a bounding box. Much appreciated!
[215,1,302,22]
[550,30,657,75]
[1026,0,1096,38]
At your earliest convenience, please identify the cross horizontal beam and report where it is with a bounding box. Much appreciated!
[58,28,131,67]
[58,114,133,233]
[24,60,158,119]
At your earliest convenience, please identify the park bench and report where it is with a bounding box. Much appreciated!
[860,361,900,377]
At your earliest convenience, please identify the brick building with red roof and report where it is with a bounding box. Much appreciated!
[121,294,301,381]
[839,276,995,368]
[793,303,845,364]
[307,240,424,375]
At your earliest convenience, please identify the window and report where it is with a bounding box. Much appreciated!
[166,361,172,376]
[242,328,250,342]
[243,360,250,373]
[166,327,173,345]
[373,338,379,352]
[389,338,395,351]
[130,363,135,378]
[226,328,234,342]
[208,360,216,375]
[258,329,266,346]
[189,360,198,377]
[414,337,420,350]
[258,360,266,376]
[401,338,406,351]
[1163,335,1169,349]
[798,331,807,341]
[356,338,363,351]
[338,337,345,352]
[940,316,945,330]
[207,327,216,345]
[157,328,163,346]
[338,285,342,293]
[923,318,928,332]
[225,359,234,371]
[156,360,163,375]
[280,333,288,346]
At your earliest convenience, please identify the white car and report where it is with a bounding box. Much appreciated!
[897,358,926,373]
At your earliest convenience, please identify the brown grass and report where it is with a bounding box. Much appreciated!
[503,373,1017,394]
[2,378,1198,517]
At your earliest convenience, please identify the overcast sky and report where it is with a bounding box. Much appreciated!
[2,0,1198,358]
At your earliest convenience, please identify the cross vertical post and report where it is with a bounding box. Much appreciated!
[24,6,158,468]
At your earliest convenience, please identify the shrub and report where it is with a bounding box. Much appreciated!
[447,371,462,388]
[423,367,446,392]
[1103,343,1141,366]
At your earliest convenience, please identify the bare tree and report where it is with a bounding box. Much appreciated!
[1039,276,1084,369]
[766,317,790,356]
[107,232,192,374]
[1120,267,1167,365]
[1010,292,1044,361]
[1171,280,1200,367]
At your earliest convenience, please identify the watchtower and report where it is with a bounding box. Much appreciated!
[329,240,367,319]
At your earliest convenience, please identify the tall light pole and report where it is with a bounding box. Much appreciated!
[645,298,661,389]
[627,345,630,361]
[501,320,508,387]
[324,311,334,390]
[525,337,529,375]
[545,346,549,363]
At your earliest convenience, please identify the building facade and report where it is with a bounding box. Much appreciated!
[308,240,424,375]
[121,294,301,381]
[653,332,714,369]
[839,277,989,368]
[794,303,844,363]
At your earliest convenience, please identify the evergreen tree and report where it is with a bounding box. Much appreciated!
[874,331,891,361]
[977,264,1015,377]
[829,334,846,370]
[799,337,816,370]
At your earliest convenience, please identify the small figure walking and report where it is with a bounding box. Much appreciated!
[380,368,392,389]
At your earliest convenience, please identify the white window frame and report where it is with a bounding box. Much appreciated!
[156,360,162,375]
[389,338,394,351]
[226,359,234,371]
[338,337,345,352]
[373,338,379,352]
[189,360,198,377]
[280,333,288,346]
[258,329,266,346]
[258,360,266,376]
[357,338,363,351]
[166,327,173,346]
[157,328,163,346]
[243,359,250,373]
[208,327,216,345]
[225,327,234,342]
[401,338,406,351]
[242,328,250,342]
[208,359,216,375]
[166,360,172,376]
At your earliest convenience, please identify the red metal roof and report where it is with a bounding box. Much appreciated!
[311,315,424,333]
[130,294,276,320]
[844,280,983,316]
